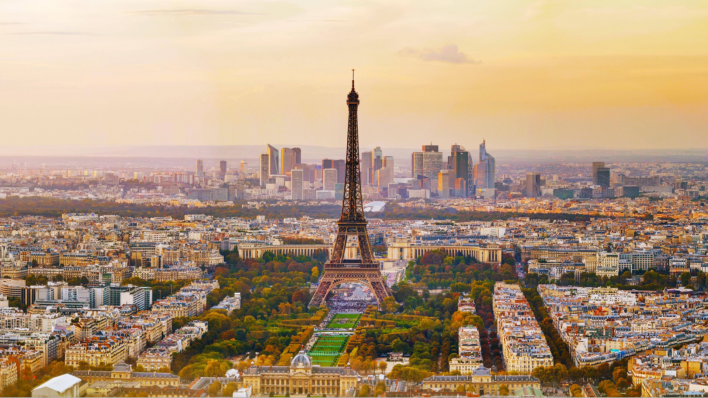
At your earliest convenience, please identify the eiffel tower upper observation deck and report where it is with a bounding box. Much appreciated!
[308,71,394,309]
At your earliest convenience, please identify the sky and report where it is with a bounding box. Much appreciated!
[2,0,708,151]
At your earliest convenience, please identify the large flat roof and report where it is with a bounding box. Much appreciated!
[33,374,81,394]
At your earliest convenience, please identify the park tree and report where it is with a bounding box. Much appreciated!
[292,290,307,304]
[207,380,222,397]
[382,297,399,314]
[391,339,409,354]
[374,381,386,397]
[569,384,583,397]
[378,361,387,375]
[358,385,372,397]
[616,378,629,389]
[387,365,430,383]
[237,360,250,373]
[352,358,363,373]
[362,360,373,375]
[223,382,239,397]
[178,366,194,380]
[680,272,692,287]
[696,272,707,290]
[204,360,230,377]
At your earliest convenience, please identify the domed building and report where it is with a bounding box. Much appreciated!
[291,350,312,368]
[242,350,358,396]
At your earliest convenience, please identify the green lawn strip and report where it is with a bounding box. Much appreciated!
[307,335,350,367]
[326,313,362,329]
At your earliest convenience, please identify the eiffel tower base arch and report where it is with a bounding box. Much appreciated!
[308,267,392,309]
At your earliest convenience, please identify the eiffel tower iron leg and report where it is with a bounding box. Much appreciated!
[330,234,347,263]
[309,277,333,308]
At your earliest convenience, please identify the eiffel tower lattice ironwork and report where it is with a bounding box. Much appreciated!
[308,71,394,309]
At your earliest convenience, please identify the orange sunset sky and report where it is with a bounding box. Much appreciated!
[2,0,708,150]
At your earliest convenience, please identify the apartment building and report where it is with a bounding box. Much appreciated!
[538,284,707,369]
[449,326,483,374]
[493,282,553,374]
[0,357,17,389]
[212,293,241,315]
[0,331,60,367]
[65,332,128,367]
[136,347,173,371]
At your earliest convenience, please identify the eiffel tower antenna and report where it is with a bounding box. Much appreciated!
[308,72,393,309]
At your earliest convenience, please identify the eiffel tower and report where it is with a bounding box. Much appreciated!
[308,71,393,309]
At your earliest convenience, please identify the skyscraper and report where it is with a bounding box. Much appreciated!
[323,168,338,191]
[322,159,347,184]
[259,154,269,187]
[383,155,394,182]
[592,162,605,185]
[240,160,247,173]
[412,145,443,190]
[372,146,383,183]
[291,169,303,200]
[333,159,345,183]
[294,164,316,183]
[196,159,204,178]
[267,144,280,176]
[411,153,423,178]
[377,156,394,187]
[361,151,373,185]
[234,179,246,200]
[597,167,611,188]
[450,144,470,197]
[454,178,466,197]
[281,148,296,174]
[525,172,541,198]
[474,140,495,192]
[438,170,451,198]
[293,148,302,165]
[219,160,227,178]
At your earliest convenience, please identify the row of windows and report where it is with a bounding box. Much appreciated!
[426,383,536,391]
[258,386,341,394]
[259,378,342,386]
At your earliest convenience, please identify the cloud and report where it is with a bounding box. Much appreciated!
[9,31,95,36]
[132,9,256,16]
[398,45,480,64]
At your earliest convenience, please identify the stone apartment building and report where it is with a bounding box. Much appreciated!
[65,332,128,368]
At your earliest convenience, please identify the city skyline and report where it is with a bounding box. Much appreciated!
[2,1,708,150]
[2,2,708,397]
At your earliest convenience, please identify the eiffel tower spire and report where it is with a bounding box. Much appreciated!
[308,72,393,309]
[340,69,365,225]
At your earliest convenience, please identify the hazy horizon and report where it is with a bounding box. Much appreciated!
[1,145,706,167]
